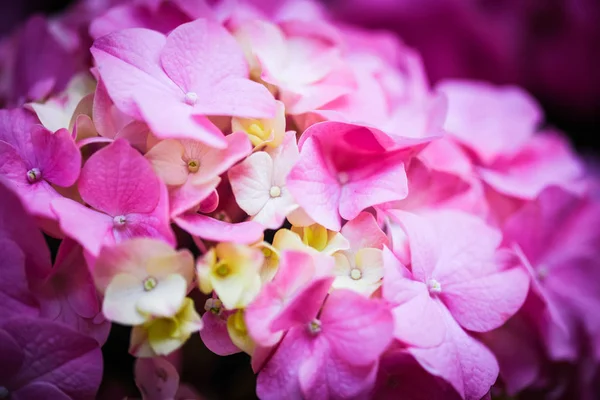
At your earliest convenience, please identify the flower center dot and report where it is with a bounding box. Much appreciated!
[337,172,349,185]
[350,268,362,280]
[143,276,158,292]
[308,319,322,335]
[427,279,442,295]
[26,167,41,183]
[269,186,281,198]
[113,215,127,227]
[184,91,198,105]
[204,298,223,315]
[187,159,200,173]
[215,263,230,277]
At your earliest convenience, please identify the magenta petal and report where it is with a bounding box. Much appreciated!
[174,213,264,244]
[79,139,161,216]
[0,238,39,319]
[0,318,103,399]
[0,179,51,280]
[36,239,110,345]
[30,127,81,187]
[0,140,28,185]
[200,312,240,356]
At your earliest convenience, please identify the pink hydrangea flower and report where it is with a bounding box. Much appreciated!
[146,132,251,217]
[91,18,276,147]
[0,108,81,220]
[287,121,430,230]
[503,186,600,360]
[256,288,394,399]
[383,210,530,398]
[229,131,300,229]
[234,19,355,114]
[245,250,335,347]
[52,139,175,257]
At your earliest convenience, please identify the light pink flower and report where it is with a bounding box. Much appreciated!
[51,139,175,257]
[91,18,276,148]
[234,19,354,114]
[287,121,430,230]
[174,212,265,245]
[0,318,102,399]
[146,132,251,217]
[94,238,195,326]
[383,210,530,398]
[332,212,388,295]
[256,289,394,399]
[229,131,300,229]
[0,108,81,220]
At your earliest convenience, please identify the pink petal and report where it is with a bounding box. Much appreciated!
[383,257,446,348]
[409,307,499,400]
[442,267,530,332]
[91,27,178,118]
[287,136,341,231]
[79,139,161,216]
[200,311,240,356]
[174,213,264,244]
[134,357,180,400]
[299,337,378,400]
[246,251,332,346]
[341,212,388,251]
[51,198,113,257]
[437,80,541,164]
[134,86,226,148]
[256,328,307,400]
[320,289,394,366]
[169,177,221,218]
[160,19,247,93]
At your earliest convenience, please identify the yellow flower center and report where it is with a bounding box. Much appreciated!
[143,276,158,292]
[262,247,272,258]
[247,122,270,140]
[187,159,200,173]
[308,319,322,335]
[215,262,231,278]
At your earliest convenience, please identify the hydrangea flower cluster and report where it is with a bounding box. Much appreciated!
[1,0,599,399]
